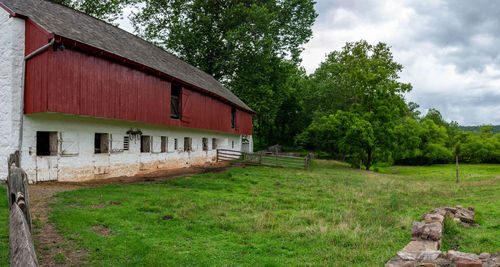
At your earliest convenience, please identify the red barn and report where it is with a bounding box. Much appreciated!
[0,0,253,182]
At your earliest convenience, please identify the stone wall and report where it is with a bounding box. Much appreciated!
[386,206,499,267]
[0,8,25,179]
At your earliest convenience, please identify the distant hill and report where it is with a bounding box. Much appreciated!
[458,125,500,134]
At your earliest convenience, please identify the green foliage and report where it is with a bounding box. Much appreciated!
[50,0,137,24]
[300,40,411,169]
[46,162,500,266]
[459,125,500,134]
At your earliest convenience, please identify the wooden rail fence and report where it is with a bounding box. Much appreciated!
[217,149,309,169]
[7,153,38,267]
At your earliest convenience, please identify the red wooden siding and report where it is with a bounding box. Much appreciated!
[24,45,252,135]
[25,19,52,56]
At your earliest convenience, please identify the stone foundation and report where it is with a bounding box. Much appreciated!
[386,206,500,267]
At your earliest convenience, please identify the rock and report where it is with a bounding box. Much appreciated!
[419,263,437,267]
[417,250,442,261]
[400,240,439,259]
[448,250,479,262]
[456,205,463,209]
[398,251,416,261]
[425,214,444,225]
[456,259,483,267]
[412,221,425,237]
[437,209,447,216]
[421,222,442,241]
[385,256,415,267]
[455,208,475,223]
[479,252,490,260]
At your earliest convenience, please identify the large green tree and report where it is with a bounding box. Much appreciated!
[302,40,412,169]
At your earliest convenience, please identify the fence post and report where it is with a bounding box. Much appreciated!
[7,154,38,267]
[216,149,219,162]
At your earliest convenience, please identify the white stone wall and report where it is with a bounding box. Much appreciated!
[18,113,251,183]
[0,9,25,179]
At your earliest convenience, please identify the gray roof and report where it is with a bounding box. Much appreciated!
[1,0,252,112]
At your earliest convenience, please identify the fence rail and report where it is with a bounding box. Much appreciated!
[217,149,309,169]
[7,153,38,267]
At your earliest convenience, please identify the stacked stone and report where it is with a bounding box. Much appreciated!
[385,206,499,267]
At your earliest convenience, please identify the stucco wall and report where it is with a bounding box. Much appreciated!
[0,9,25,179]
[19,113,252,183]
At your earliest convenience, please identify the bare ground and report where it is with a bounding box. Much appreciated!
[28,162,230,266]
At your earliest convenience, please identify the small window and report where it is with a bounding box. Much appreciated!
[174,138,178,150]
[231,107,236,129]
[171,85,181,119]
[232,140,234,149]
[36,131,58,156]
[184,137,192,152]
[212,138,217,150]
[161,136,167,153]
[202,138,208,151]
[95,133,109,154]
[123,136,130,151]
[141,135,151,153]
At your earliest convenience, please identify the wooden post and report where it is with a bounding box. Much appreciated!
[456,155,459,184]
[216,149,219,162]
[259,154,262,165]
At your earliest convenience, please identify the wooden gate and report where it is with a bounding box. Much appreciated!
[216,149,309,169]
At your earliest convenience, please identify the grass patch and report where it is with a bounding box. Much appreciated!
[47,161,500,266]
[0,184,8,267]
[54,252,66,264]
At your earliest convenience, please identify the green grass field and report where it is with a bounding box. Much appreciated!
[0,185,9,267]
[1,162,498,266]
[44,161,500,266]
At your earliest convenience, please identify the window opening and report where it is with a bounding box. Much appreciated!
[36,131,58,156]
[161,136,167,153]
[123,136,130,151]
[212,138,217,150]
[171,85,181,119]
[94,133,109,154]
[184,137,192,152]
[174,138,178,150]
[141,135,151,153]
[231,107,236,129]
[202,138,208,151]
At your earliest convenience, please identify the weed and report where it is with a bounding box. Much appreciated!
[54,253,66,264]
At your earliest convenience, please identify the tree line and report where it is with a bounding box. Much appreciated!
[52,0,500,169]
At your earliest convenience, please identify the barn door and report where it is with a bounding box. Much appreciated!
[36,157,59,182]
[94,134,110,175]
[35,132,59,182]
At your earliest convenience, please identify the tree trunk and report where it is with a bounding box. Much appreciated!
[456,155,459,183]
[365,149,372,171]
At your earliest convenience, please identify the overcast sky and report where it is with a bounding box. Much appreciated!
[302,0,500,126]
[119,0,500,126]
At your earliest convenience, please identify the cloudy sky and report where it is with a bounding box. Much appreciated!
[302,0,500,126]
[119,0,500,126]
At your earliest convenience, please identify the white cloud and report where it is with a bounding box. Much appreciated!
[301,0,500,125]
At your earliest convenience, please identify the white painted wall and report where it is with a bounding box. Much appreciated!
[18,113,251,183]
[0,9,25,179]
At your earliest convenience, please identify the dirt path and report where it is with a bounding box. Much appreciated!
[28,163,230,266]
